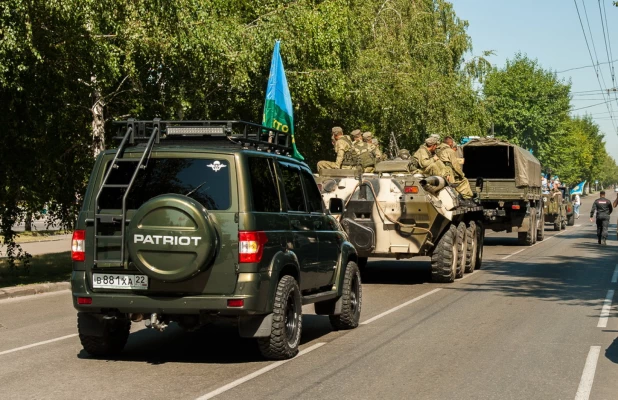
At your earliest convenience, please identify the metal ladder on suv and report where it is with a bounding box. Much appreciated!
[93,119,161,268]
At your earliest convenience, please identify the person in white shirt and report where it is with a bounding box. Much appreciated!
[573,194,581,218]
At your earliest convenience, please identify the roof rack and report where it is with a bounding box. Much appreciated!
[111,119,293,156]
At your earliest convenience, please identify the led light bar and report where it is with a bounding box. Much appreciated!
[166,126,226,136]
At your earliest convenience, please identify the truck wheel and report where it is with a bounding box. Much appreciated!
[328,261,362,330]
[465,221,478,273]
[258,275,302,360]
[567,213,575,226]
[561,213,567,230]
[518,209,536,246]
[456,222,467,278]
[475,221,484,270]
[536,210,545,241]
[77,313,130,357]
[431,224,459,283]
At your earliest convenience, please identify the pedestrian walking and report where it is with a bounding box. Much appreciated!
[572,193,581,218]
[590,190,613,245]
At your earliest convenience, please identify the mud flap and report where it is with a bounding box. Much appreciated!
[238,314,273,338]
[77,312,106,337]
[517,215,531,232]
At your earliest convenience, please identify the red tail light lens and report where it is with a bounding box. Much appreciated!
[71,230,86,261]
[511,205,521,210]
[77,297,92,305]
[238,231,268,263]
[227,299,244,308]
[404,186,419,194]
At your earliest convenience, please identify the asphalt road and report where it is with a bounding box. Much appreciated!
[2,196,618,400]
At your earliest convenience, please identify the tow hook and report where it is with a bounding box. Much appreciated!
[144,313,168,332]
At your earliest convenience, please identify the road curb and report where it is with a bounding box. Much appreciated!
[0,281,70,301]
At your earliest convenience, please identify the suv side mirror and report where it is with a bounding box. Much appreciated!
[329,198,344,214]
[475,177,484,192]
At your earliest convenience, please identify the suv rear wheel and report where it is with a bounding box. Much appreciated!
[77,313,131,357]
[258,275,302,360]
[328,261,362,330]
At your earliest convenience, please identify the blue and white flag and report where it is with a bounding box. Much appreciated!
[570,181,586,196]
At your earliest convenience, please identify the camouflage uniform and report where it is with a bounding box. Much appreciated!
[436,143,473,199]
[354,139,377,173]
[317,127,353,171]
[412,138,448,177]
[363,132,384,162]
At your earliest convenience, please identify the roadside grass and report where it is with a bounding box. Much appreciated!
[0,251,71,288]
[13,230,71,243]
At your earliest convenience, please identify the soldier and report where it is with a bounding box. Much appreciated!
[590,190,613,245]
[437,138,473,199]
[317,127,353,172]
[362,132,384,161]
[412,137,448,177]
[444,136,464,159]
[352,130,377,172]
[395,149,411,160]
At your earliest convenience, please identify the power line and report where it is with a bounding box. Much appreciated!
[557,58,618,73]
[571,99,617,111]
[573,0,618,135]
[600,0,618,110]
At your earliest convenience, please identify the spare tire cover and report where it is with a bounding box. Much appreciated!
[127,194,217,282]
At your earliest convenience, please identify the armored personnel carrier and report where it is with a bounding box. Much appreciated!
[315,160,484,283]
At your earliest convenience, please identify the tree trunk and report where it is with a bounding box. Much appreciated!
[91,75,105,157]
[24,213,33,232]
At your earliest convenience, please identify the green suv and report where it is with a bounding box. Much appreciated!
[71,119,361,360]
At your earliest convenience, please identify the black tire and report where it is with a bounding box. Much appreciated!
[465,221,478,273]
[455,222,467,279]
[357,257,368,271]
[518,209,536,246]
[567,213,575,226]
[77,313,130,357]
[536,210,545,241]
[329,261,362,330]
[431,224,459,283]
[553,218,560,231]
[258,275,302,360]
[561,212,567,230]
[475,220,484,270]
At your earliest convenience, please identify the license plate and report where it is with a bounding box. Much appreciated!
[92,273,148,290]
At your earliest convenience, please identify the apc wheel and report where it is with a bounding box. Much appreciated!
[474,221,484,270]
[465,221,478,273]
[258,275,302,360]
[518,209,536,246]
[431,224,459,283]
[537,210,545,241]
[455,222,467,278]
[77,313,130,357]
[329,261,362,330]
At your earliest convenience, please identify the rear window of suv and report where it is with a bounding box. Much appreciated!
[98,158,231,210]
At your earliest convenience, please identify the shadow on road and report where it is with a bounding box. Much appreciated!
[605,335,618,364]
[77,315,334,365]
[360,259,431,285]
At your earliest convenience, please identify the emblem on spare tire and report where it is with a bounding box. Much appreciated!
[134,234,202,246]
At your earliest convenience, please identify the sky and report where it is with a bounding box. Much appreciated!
[453,0,618,161]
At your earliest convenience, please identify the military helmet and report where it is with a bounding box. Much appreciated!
[351,129,362,138]
[332,126,343,135]
[362,131,373,140]
[398,149,411,160]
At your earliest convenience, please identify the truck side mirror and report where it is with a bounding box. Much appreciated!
[329,198,344,214]
[475,177,484,192]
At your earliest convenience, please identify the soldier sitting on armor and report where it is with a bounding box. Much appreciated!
[362,132,384,162]
[317,127,357,172]
[351,130,378,172]
[413,136,473,199]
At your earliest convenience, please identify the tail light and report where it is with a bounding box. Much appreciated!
[404,186,419,194]
[71,230,86,261]
[77,297,92,305]
[227,299,244,308]
[511,205,521,210]
[238,231,268,263]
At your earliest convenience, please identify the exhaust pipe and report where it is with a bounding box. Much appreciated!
[420,176,447,192]
[129,313,144,322]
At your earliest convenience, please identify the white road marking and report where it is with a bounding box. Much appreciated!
[574,346,601,400]
[597,290,614,328]
[0,334,78,357]
[361,288,442,325]
[575,224,582,227]
[195,342,326,400]
[612,265,618,283]
[499,229,571,260]
[501,248,526,260]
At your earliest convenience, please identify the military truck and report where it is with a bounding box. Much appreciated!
[559,186,575,226]
[462,138,543,245]
[542,188,567,231]
[71,119,362,360]
[315,160,484,283]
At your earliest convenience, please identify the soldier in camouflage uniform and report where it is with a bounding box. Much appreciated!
[317,127,354,172]
[350,130,377,172]
[412,137,449,177]
[362,132,384,161]
[436,138,473,199]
